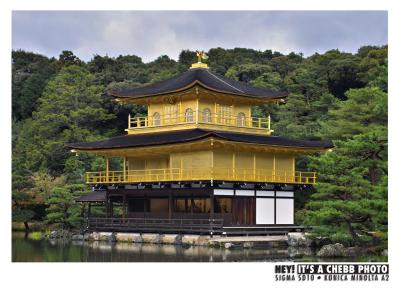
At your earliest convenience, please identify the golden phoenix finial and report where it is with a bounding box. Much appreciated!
[196,50,208,63]
[191,50,209,69]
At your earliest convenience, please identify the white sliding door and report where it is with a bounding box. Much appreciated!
[256,198,274,224]
[275,199,294,224]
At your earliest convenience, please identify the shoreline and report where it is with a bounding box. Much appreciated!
[14,230,388,258]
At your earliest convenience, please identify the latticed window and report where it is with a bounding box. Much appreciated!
[185,108,194,122]
[164,104,178,124]
[202,108,211,123]
[237,112,246,127]
[153,112,161,126]
[218,104,232,125]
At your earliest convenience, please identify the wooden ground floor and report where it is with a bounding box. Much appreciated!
[80,184,296,231]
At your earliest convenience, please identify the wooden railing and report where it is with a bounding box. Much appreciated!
[128,110,271,131]
[86,168,316,185]
[87,217,224,234]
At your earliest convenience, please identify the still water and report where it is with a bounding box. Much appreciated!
[12,232,387,262]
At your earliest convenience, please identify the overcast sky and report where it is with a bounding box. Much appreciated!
[12,11,387,62]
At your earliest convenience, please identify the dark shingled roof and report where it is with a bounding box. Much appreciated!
[66,129,333,150]
[75,191,106,202]
[109,68,287,99]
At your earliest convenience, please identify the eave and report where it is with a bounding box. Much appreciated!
[110,81,287,104]
[68,137,332,157]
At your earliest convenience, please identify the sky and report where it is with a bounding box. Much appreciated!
[12,11,388,62]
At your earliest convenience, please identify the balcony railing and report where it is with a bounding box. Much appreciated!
[128,110,271,131]
[87,217,224,234]
[86,168,316,185]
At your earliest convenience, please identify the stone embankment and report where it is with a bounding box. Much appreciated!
[67,231,304,249]
[44,230,385,256]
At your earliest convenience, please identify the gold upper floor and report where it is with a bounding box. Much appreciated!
[125,86,275,135]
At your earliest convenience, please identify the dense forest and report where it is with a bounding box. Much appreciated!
[12,46,388,248]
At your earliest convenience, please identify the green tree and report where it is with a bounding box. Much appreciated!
[305,135,387,246]
[12,50,57,120]
[225,63,273,83]
[250,71,282,90]
[322,87,387,140]
[13,65,115,178]
[44,183,89,229]
[306,49,366,100]
[88,54,148,85]
[358,46,388,91]
[57,50,83,68]
[304,86,387,247]
[178,49,197,68]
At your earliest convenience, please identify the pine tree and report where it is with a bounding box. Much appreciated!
[44,183,90,229]
[304,86,387,247]
[321,87,387,140]
[13,65,115,179]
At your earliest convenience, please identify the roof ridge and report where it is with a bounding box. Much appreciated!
[204,69,245,93]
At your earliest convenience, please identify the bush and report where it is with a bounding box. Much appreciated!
[28,231,43,240]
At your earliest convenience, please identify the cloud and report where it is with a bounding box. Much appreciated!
[12,11,388,62]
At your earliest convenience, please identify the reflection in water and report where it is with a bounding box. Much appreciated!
[12,232,387,263]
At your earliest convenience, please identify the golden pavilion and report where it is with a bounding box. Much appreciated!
[67,54,332,235]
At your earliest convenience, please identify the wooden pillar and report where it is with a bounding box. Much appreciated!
[232,189,236,225]
[210,192,214,219]
[232,152,236,179]
[180,157,183,179]
[214,99,217,124]
[190,195,194,218]
[122,194,127,219]
[195,87,200,124]
[253,153,256,181]
[248,107,252,127]
[179,98,182,122]
[106,157,109,182]
[210,147,214,181]
[274,190,277,224]
[231,101,235,126]
[88,203,92,218]
[273,153,276,182]
[195,96,199,124]
[268,114,271,131]
[292,156,295,182]
[168,190,173,220]
[105,193,110,218]
[123,157,126,182]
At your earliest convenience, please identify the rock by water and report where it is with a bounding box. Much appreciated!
[287,232,312,247]
[115,233,142,243]
[224,242,233,249]
[317,243,347,257]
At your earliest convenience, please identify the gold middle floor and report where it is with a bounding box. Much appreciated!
[84,141,317,185]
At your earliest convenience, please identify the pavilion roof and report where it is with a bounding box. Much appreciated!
[66,129,333,151]
[109,68,287,100]
[75,191,106,202]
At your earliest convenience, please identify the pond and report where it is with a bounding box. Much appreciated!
[12,232,388,263]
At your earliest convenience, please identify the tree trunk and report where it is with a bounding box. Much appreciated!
[368,167,379,185]
[63,205,69,230]
[23,221,30,232]
[346,220,359,246]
